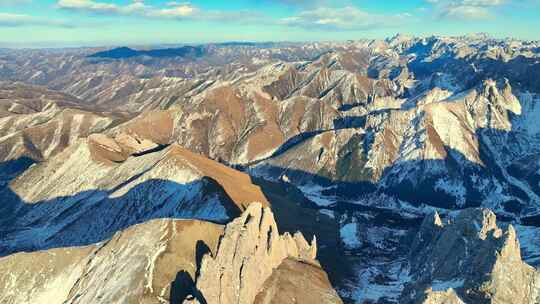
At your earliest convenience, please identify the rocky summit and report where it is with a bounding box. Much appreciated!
[183,203,341,304]
[1,35,540,304]
[403,209,540,304]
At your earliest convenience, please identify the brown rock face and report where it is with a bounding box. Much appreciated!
[185,203,341,304]
[421,290,465,304]
[87,131,162,164]
[253,258,343,304]
[88,133,128,163]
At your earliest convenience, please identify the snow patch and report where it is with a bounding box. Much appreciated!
[297,183,338,207]
[340,222,361,249]
[318,209,335,219]
[342,261,410,303]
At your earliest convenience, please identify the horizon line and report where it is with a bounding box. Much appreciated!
[1,33,538,50]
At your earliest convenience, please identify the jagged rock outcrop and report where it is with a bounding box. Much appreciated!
[402,208,540,304]
[184,203,342,304]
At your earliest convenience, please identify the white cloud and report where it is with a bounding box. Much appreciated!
[426,0,507,19]
[279,6,410,31]
[56,0,265,25]
[57,0,118,13]
[147,3,198,18]
[54,0,266,23]
[57,0,236,20]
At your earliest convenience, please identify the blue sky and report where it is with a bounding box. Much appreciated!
[0,0,538,47]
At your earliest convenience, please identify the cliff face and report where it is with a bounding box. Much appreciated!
[184,203,342,304]
[402,208,540,304]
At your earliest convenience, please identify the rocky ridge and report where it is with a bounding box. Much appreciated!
[184,203,341,304]
[0,138,269,256]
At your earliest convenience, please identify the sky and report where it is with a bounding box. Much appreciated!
[0,0,539,47]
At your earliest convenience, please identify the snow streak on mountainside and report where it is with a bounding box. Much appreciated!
[1,34,540,304]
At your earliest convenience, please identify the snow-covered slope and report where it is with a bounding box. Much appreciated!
[0,138,269,256]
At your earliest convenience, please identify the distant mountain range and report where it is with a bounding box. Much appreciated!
[88,45,206,59]
[87,42,280,60]
[1,35,540,304]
